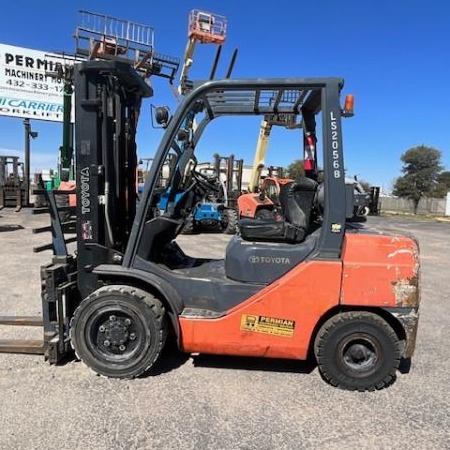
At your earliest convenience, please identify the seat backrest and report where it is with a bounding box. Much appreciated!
[279,177,318,231]
[238,177,317,244]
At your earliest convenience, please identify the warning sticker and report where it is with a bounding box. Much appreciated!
[240,314,295,338]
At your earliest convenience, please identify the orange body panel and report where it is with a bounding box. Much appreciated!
[179,230,420,361]
[179,261,342,360]
[237,192,273,218]
[341,232,420,308]
[238,177,293,218]
[59,181,76,207]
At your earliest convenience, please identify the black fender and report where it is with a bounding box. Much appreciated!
[93,264,184,341]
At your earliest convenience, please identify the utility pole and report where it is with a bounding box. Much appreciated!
[23,118,38,206]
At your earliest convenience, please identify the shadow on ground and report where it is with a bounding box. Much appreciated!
[0,224,24,232]
[144,340,191,377]
[191,353,317,375]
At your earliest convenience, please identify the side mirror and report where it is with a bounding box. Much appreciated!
[151,105,171,129]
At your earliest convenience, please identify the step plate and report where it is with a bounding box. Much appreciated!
[0,340,45,354]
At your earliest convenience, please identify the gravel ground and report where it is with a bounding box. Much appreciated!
[0,208,449,450]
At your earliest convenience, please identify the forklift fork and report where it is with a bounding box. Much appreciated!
[0,189,77,362]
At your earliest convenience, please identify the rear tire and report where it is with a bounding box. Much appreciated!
[70,285,168,379]
[314,311,401,391]
[222,208,238,234]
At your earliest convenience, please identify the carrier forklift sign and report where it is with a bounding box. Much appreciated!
[0,43,76,122]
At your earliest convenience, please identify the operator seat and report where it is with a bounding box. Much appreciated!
[239,177,318,243]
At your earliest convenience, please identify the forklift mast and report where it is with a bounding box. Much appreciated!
[52,64,75,183]
[73,60,153,297]
[49,10,182,185]
[213,153,243,205]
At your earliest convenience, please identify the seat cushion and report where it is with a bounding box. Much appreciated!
[239,218,286,241]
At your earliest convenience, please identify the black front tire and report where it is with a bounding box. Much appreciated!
[314,311,401,391]
[70,285,168,379]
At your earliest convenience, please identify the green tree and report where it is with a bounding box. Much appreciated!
[430,171,450,198]
[393,145,443,213]
[286,159,305,179]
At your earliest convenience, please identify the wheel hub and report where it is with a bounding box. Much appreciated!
[341,337,379,372]
[98,315,136,351]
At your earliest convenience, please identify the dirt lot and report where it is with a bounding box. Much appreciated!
[0,208,449,450]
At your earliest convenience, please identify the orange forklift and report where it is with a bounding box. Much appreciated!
[0,61,420,391]
[238,173,293,220]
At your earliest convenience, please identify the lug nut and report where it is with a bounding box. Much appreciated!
[99,325,106,332]
[124,318,132,326]
[129,333,136,341]
[119,344,126,351]
[103,340,111,347]
[109,315,116,322]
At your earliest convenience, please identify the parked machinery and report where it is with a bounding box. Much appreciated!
[369,186,381,215]
[346,176,371,220]
[0,156,25,211]
[238,174,293,220]
[238,95,316,219]
[166,9,239,234]
[74,10,180,82]
[238,106,371,222]
[0,63,421,391]
[180,154,243,234]
[178,9,228,96]
[247,113,302,194]
[31,10,182,223]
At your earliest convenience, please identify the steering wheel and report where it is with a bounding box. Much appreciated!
[192,170,221,193]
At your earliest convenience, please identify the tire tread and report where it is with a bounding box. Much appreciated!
[315,311,401,391]
[70,285,168,379]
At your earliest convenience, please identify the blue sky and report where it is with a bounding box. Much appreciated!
[0,0,449,191]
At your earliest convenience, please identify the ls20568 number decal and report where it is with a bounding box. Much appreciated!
[330,111,341,179]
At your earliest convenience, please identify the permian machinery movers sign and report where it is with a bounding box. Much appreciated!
[0,43,76,122]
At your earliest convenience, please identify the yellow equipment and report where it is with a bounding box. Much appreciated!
[248,113,302,193]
